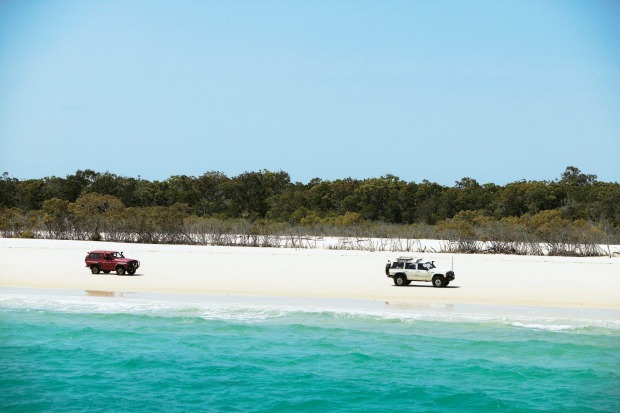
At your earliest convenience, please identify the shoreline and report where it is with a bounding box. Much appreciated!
[1,238,619,312]
[2,286,619,330]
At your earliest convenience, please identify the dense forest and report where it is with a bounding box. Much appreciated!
[1,166,618,256]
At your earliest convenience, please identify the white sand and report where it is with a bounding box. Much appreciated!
[1,238,619,310]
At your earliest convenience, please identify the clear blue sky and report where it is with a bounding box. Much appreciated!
[1,0,618,185]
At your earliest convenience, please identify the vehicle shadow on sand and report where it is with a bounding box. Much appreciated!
[393,285,460,289]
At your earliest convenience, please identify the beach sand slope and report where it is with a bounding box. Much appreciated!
[1,239,618,309]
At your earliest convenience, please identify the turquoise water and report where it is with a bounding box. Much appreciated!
[1,290,619,412]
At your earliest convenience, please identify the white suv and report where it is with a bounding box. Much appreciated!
[385,257,455,287]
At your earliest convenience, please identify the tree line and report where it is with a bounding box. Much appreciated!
[0,166,618,256]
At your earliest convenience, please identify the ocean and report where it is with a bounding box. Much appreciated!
[1,288,619,413]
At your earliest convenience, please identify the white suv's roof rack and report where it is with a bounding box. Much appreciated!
[396,257,422,262]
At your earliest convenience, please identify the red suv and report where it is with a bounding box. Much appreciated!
[85,250,140,275]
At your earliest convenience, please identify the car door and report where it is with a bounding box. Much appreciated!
[404,262,417,280]
[418,262,432,281]
[102,253,114,271]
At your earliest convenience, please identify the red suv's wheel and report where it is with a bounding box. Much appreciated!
[91,265,100,274]
[116,266,125,275]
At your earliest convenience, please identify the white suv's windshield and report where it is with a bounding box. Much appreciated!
[425,262,436,269]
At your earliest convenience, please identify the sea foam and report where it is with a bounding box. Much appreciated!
[1,287,618,333]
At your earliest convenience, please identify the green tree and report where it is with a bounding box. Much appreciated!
[69,193,125,240]
[266,183,307,222]
[414,180,445,224]
[354,175,405,222]
[559,166,597,220]
[42,198,72,238]
[222,170,290,219]
[0,172,18,208]
[195,171,229,216]
[64,169,99,201]
[16,179,48,210]
[0,208,28,237]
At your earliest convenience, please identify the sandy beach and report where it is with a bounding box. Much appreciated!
[1,238,618,311]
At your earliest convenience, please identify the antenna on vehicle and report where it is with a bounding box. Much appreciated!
[451,255,454,271]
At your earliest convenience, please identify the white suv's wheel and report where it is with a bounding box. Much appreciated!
[394,274,407,286]
[432,276,444,288]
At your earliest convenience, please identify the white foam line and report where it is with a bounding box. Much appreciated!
[1,288,619,331]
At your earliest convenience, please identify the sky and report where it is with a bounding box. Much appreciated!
[1,0,619,186]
